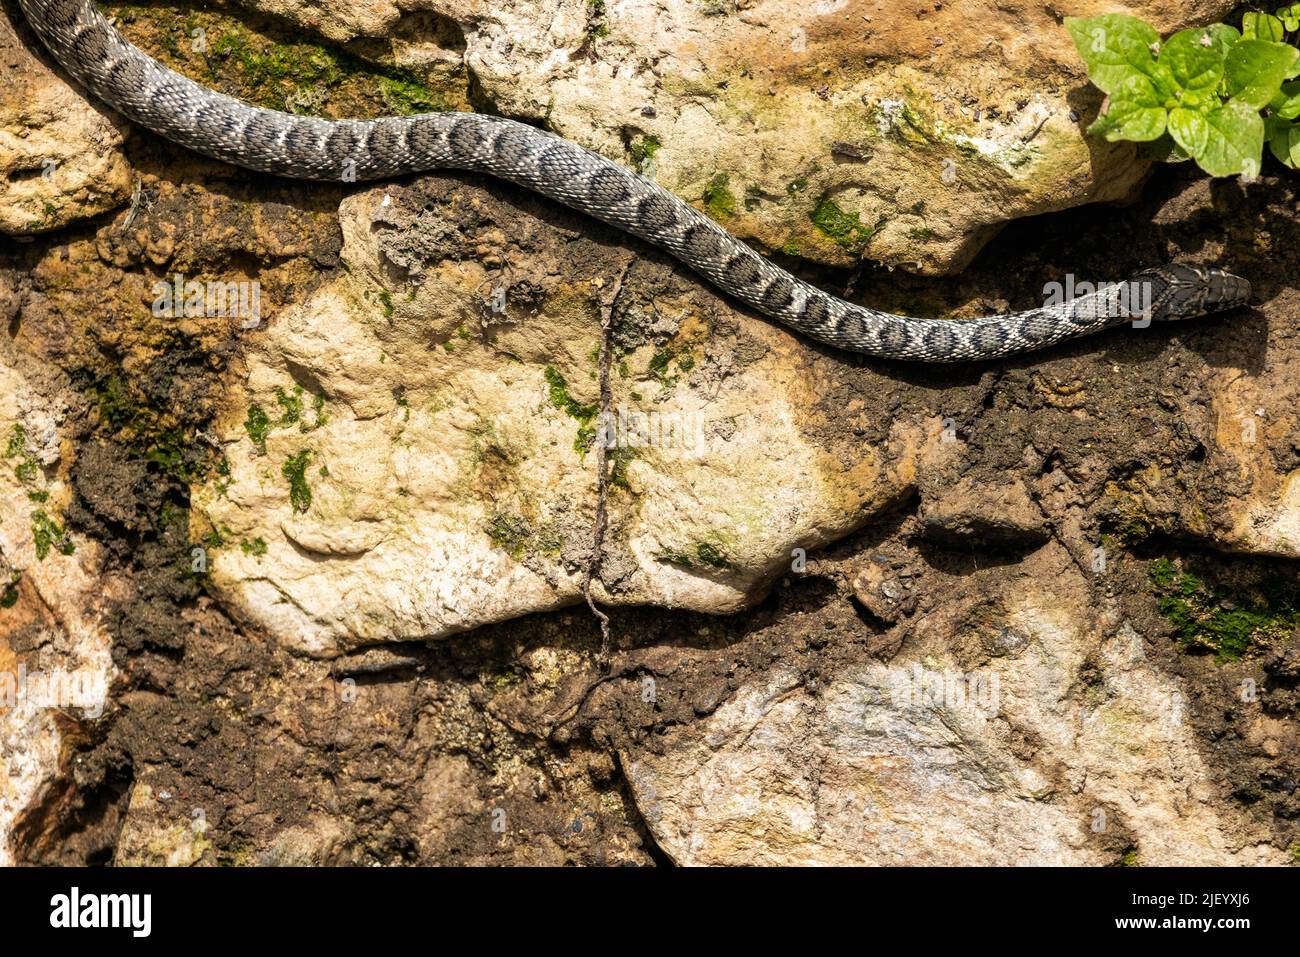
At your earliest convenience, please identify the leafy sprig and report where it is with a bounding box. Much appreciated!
[1066,8,1300,177]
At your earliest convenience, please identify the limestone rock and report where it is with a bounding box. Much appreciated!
[0,11,132,234]
[114,784,212,867]
[849,546,920,625]
[625,542,1285,866]
[218,0,1234,274]
[0,345,115,866]
[192,177,934,656]
[919,475,1048,547]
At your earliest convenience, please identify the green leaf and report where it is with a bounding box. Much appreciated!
[1205,23,1243,54]
[1268,120,1300,167]
[1161,28,1225,96]
[1195,101,1266,176]
[1278,4,1300,32]
[1225,39,1300,108]
[1271,80,1300,119]
[1243,12,1285,42]
[1065,14,1161,95]
[1168,106,1211,156]
[1091,74,1168,142]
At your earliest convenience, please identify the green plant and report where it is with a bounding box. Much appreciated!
[1067,9,1300,176]
[30,510,75,560]
[0,572,20,609]
[281,450,313,514]
[1149,556,1300,661]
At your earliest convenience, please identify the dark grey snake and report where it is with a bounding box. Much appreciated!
[19,0,1253,361]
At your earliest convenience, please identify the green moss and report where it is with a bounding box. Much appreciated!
[240,537,268,557]
[543,366,599,451]
[309,393,329,431]
[469,417,522,469]
[274,385,303,427]
[586,0,609,37]
[109,4,462,118]
[543,367,596,419]
[378,289,395,320]
[281,450,313,514]
[1120,849,1139,867]
[809,198,886,252]
[0,572,19,609]
[214,457,233,497]
[702,173,737,220]
[486,510,531,559]
[4,423,40,484]
[4,423,25,459]
[695,541,731,568]
[608,445,639,490]
[648,348,674,378]
[84,370,198,482]
[378,75,448,115]
[31,510,75,561]
[245,403,272,455]
[662,537,734,570]
[246,386,324,453]
[629,134,662,169]
[647,345,695,387]
[1149,556,1177,589]
[209,28,342,98]
[1150,557,1300,662]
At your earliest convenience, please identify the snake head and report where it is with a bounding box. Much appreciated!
[1136,263,1252,321]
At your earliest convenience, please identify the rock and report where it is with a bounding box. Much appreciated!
[1096,280,1300,560]
[192,177,935,656]
[114,784,211,866]
[0,11,132,234]
[0,346,115,866]
[33,0,1234,272]
[255,817,347,866]
[277,0,1231,272]
[624,542,1285,866]
[849,546,920,624]
[5,0,1298,869]
[919,475,1049,547]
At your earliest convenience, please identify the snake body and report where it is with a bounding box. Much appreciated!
[19,0,1252,362]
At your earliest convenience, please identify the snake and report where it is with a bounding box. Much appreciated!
[18,0,1253,362]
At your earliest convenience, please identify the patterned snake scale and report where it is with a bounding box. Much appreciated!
[20,0,1253,362]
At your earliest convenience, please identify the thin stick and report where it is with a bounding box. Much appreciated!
[583,263,630,668]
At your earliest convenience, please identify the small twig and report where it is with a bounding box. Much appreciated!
[119,178,145,231]
[1021,114,1051,144]
[583,261,630,669]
